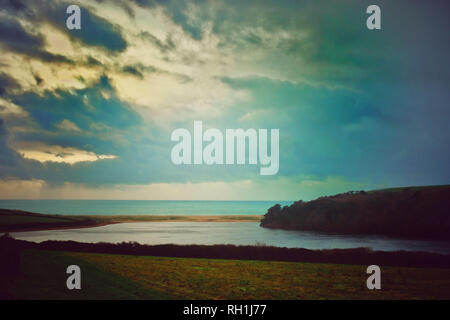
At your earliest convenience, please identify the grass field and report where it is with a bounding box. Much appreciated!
[0,249,171,299]
[0,215,73,226]
[2,249,450,299]
[0,209,92,231]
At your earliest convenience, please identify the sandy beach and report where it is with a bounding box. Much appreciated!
[0,209,263,233]
[85,215,263,223]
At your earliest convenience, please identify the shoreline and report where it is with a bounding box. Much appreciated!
[6,222,121,233]
[84,214,262,223]
[0,210,263,233]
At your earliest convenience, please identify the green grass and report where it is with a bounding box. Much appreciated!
[0,214,73,226]
[3,249,450,299]
[0,210,90,231]
[0,249,172,299]
[73,252,450,300]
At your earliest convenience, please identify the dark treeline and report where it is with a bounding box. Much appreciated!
[2,234,450,269]
[260,185,450,240]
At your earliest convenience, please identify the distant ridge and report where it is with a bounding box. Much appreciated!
[369,184,450,193]
[260,185,450,240]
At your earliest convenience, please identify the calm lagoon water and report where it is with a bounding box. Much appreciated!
[11,222,450,254]
[4,200,450,253]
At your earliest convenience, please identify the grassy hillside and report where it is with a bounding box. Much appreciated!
[0,249,171,299]
[260,185,450,239]
[0,209,100,232]
[2,248,450,299]
[369,185,450,193]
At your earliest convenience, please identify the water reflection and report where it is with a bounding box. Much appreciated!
[11,222,450,254]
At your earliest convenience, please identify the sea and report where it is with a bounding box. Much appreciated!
[0,200,291,216]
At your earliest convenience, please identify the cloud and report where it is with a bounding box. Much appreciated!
[0,73,20,96]
[57,5,127,52]
[0,175,381,200]
[11,75,142,133]
[3,1,128,53]
[0,97,28,119]
[0,118,29,180]
[138,31,177,54]
[0,0,449,198]
[17,144,117,165]
[0,13,72,64]
[3,0,28,12]
[56,119,82,132]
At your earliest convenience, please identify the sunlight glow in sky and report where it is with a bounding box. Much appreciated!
[0,0,449,200]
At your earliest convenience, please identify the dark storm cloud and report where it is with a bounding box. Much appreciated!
[0,15,73,64]
[0,15,45,52]
[1,0,35,20]
[3,0,27,12]
[121,65,146,79]
[32,73,44,86]
[0,75,150,184]
[0,118,29,179]
[1,1,127,54]
[84,56,103,67]
[120,63,192,83]
[65,7,127,52]
[42,2,127,53]
[139,31,177,54]
[11,75,142,134]
[0,73,20,96]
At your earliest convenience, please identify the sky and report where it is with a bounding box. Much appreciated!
[0,0,449,200]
